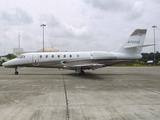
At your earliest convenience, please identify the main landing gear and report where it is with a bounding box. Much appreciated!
[15,67,19,75]
[75,68,85,75]
[79,70,85,75]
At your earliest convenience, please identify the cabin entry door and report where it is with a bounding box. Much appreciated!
[32,54,39,66]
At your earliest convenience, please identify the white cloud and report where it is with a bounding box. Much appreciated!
[126,1,144,20]
[84,0,129,11]
[155,0,160,4]
[0,9,33,25]
[39,13,60,28]
[0,0,160,55]
[40,13,93,40]
[62,23,93,39]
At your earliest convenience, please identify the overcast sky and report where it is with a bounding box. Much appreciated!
[0,0,160,55]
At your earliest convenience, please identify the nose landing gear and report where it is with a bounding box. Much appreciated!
[15,67,19,75]
[15,71,19,75]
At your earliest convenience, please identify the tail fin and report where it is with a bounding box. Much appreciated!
[117,29,147,54]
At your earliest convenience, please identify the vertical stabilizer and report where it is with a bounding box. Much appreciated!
[117,29,147,54]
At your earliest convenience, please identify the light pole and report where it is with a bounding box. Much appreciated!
[40,24,46,52]
[152,25,157,62]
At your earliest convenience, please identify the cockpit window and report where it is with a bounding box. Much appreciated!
[17,55,25,59]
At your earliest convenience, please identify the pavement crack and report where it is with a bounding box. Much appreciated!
[62,70,70,120]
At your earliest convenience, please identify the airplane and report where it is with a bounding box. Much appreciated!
[2,29,152,75]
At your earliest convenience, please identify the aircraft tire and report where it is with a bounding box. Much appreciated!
[80,70,85,75]
[15,71,19,75]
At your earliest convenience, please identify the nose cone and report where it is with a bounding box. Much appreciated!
[2,60,15,68]
[2,62,7,67]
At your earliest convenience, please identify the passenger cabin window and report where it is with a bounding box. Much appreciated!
[64,55,66,58]
[58,55,60,58]
[40,55,42,58]
[69,55,72,58]
[46,55,48,58]
[52,55,54,58]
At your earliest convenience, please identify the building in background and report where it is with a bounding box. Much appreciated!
[13,48,24,56]
[13,46,59,56]
[37,46,59,52]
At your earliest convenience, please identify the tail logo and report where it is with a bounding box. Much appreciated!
[128,41,140,44]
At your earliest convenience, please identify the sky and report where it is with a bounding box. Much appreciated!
[0,0,160,56]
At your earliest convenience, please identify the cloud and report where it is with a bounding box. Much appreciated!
[0,9,33,25]
[155,0,160,4]
[39,13,60,28]
[39,13,93,40]
[47,23,94,51]
[49,22,93,41]
[84,0,144,21]
[0,0,160,55]
[37,12,94,50]
[61,23,93,39]
[83,0,129,11]
[126,1,144,20]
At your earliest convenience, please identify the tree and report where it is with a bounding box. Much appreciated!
[5,54,17,60]
[141,53,149,60]
[156,51,160,61]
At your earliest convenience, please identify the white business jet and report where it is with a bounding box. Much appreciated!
[3,29,151,75]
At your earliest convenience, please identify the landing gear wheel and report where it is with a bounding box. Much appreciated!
[81,70,85,75]
[15,71,19,75]
[15,67,19,75]
[75,67,85,75]
[79,70,85,75]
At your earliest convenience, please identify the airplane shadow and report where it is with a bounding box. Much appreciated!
[13,73,104,81]
[65,72,106,80]
[65,72,145,81]
[8,70,144,81]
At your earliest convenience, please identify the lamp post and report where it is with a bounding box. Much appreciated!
[40,24,46,52]
[152,25,157,62]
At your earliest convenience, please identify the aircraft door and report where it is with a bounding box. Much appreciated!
[32,54,39,66]
[90,51,93,59]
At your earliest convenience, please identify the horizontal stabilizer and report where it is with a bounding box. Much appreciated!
[124,44,155,49]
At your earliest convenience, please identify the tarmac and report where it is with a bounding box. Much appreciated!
[0,66,160,120]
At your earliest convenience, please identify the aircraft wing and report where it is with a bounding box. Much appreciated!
[60,61,104,70]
